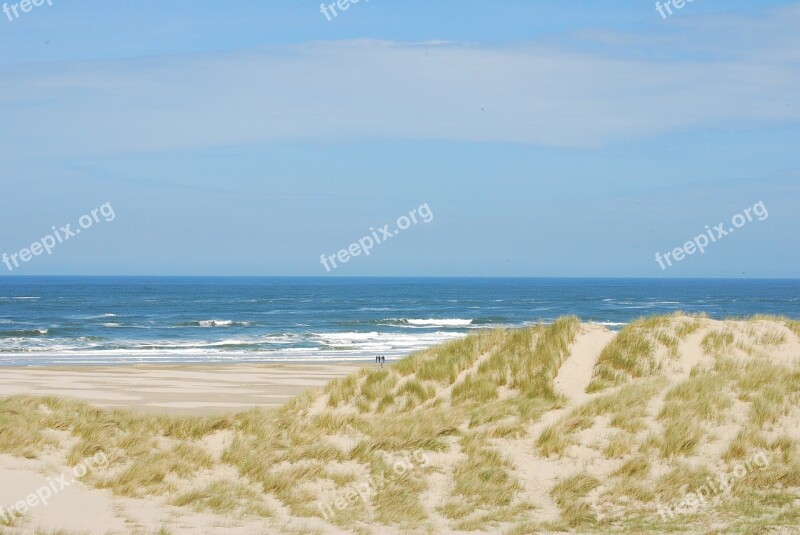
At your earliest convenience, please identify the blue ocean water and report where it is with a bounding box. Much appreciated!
[0,277,797,366]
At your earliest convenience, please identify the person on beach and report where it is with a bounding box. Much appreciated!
[381,355,385,367]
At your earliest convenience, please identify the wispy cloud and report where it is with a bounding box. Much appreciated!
[1,6,798,159]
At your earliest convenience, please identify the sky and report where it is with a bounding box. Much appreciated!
[0,0,798,277]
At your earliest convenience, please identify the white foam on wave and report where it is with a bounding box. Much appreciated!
[313,330,463,351]
[200,320,233,327]
[76,313,121,320]
[197,320,253,327]
[405,319,473,327]
[259,334,302,344]
[1,326,467,364]
[316,332,381,342]
[200,339,255,347]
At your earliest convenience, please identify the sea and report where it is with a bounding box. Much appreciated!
[0,277,797,366]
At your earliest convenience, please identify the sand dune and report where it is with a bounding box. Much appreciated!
[1,315,799,534]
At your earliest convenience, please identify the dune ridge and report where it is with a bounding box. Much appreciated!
[1,314,799,534]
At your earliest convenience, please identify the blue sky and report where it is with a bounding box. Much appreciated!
[0,0,798,277]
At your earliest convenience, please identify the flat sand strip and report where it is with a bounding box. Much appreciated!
[0,362,364,415]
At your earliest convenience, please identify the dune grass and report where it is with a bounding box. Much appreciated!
[511,316,579,400]
[395,378,436,408]
[603,432,633,458]
[605,455,656,507]
[701,329,735,357]
[654,462,715,502]
[587,318,661,392]
[395,328,504,383]
[350,406,459,458]
[536,415,593,457]
[441,432,525,530]
[657,368,732,458]
[751,315,800,339]
[102,441,214,497]
[550,473,600,527]
[785,318,800,339]
[361,369,397,401]
[451,373,500,405]
[469,317,581,436]
[0,397,59,458]
[325,374,359,408]
[173,479,272,517]
[538,379,666,457]
[363,453,429,527]
[577,378,666,429]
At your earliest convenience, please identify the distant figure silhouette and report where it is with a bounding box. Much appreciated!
[381,355,385,367]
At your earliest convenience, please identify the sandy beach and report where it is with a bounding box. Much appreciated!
[1,316,799,534]
[0,362,364,415]
[0,361,366,534]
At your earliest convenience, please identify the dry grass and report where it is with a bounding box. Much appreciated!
[397,329,504,384]
[325,374,359,408]
[587,317,664,392]
[451,373,500,405]
[577,378,666,429]
[751,315,800,340]
[659,419,704,458]
[701,329,735,357]
[0,397,58,458]
[364,454,428,527]
[603,432,633,458]
[536,415,592,457]
[395,378,435,408]
[262,463,329,517]
[350,407,459,458]
[657,368,732,458]
[785,318,800,339]
[550,473,600,527]
[173,479,272,517]
[102,441,214,497]
[605,454,658,508]
[441,432,525,530]
[654,462,715,502]
[512,317,579,400]
[759,329,786,346]
[361,369,397,402]
[539,379,665,457]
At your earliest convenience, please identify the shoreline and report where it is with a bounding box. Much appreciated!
[0,353,413,367]
[0,362,364,415]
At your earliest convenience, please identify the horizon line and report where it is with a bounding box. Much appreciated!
[1,275,798,281]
